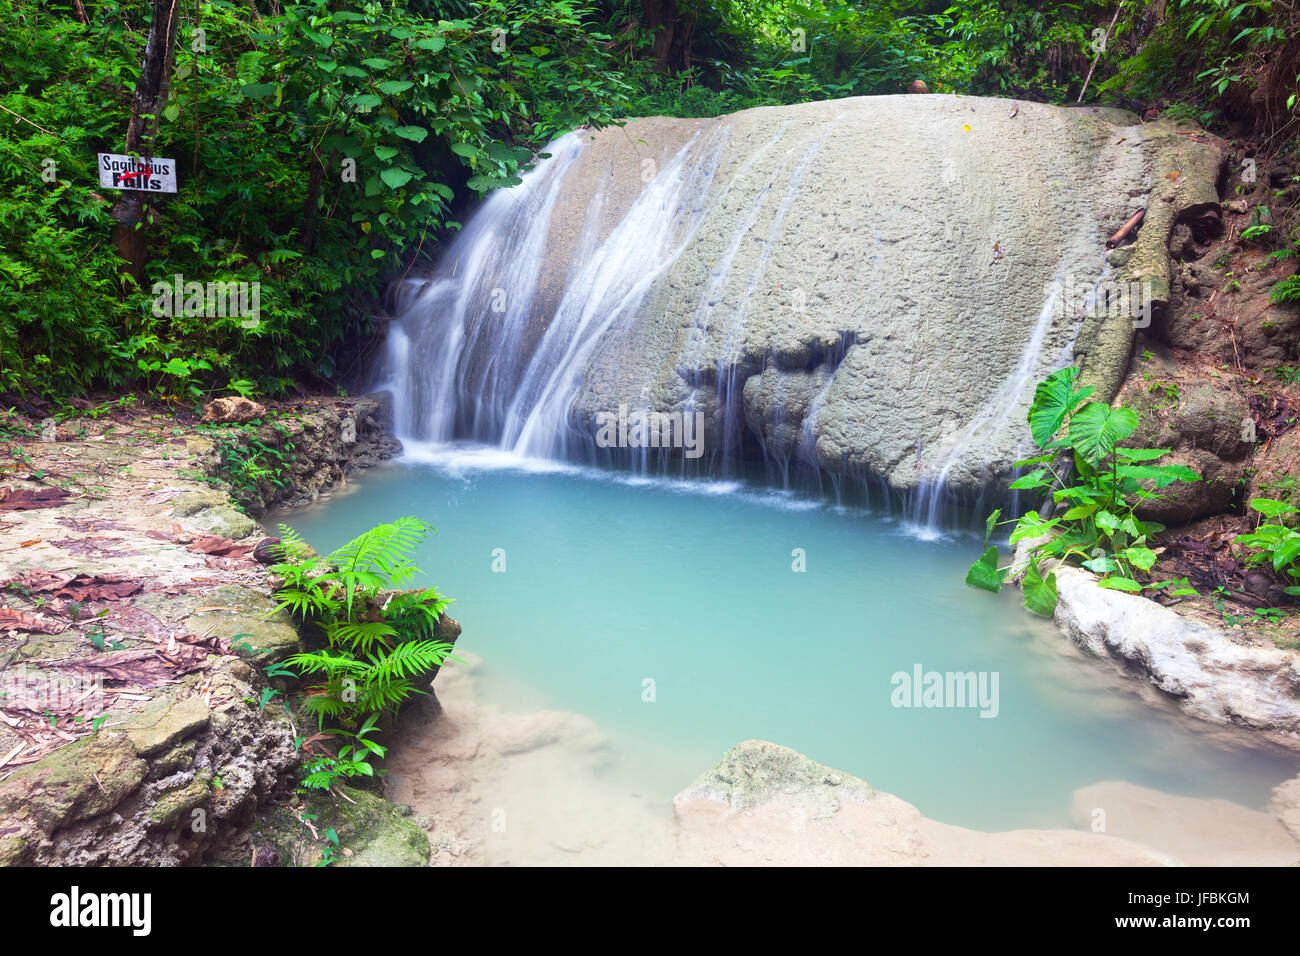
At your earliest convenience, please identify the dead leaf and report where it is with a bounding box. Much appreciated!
[14,571,142,601]
[0,487,71,511]
[187,535,254,557]
[0,608,68,634]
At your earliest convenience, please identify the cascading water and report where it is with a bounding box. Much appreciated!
[377,96,1154,531]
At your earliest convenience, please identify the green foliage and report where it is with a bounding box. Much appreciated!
[277,517,458,726]
[966,367,1201,617]
[200,419,296,501]
[1237,498,1300,596]
[0,0,632,400]
[1100,0,1297,129]
[299,713,389,790]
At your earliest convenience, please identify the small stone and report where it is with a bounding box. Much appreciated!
[200,396,267,425]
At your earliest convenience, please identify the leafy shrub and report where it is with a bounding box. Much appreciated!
[299,714,389,791]
[277,517,458,726]
[1237,498,1300,597]
[967,367,1201,617]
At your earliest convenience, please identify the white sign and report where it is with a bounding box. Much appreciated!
[98,153,177,193]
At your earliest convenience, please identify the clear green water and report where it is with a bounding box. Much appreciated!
[281,446,1300,831]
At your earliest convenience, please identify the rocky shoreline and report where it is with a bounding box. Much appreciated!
[0,394,426,866]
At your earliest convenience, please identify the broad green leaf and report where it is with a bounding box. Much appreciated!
[1068,403,1138,467]
[414,36,447,52]
[983,507,1002,549]
[1028,366,1094,448]
[394,126,428,142]
[1013,453,1055,468]
[449,142,479,159]
[1083,554,1117,573]
[1022,561,1058,617]
[1009,468,1049,490]
[1095,510,1121,534]
[378,80,414,95]
[1061,501,1100,521]
[1119,546,1157,571]
[1098,575,1143,592]
[374,145,399,161]
[1117,463,1201,487]
[1115,447,1171,462]
[1250,498,1300,518]
[1273,536,1300,572]
[1009,512,1059,544]
[379,167,414,189]
[965,546,1005,593]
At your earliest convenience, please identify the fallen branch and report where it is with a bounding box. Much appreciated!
[1105,208,1146,249]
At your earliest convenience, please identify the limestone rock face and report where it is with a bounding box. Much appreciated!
[388,96,1222,501]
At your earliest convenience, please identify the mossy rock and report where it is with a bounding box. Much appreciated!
[148,771,213,827]
[249,784,429,867]
[0,733,145,834]
[169,490,257,539]
[123,693,211,758]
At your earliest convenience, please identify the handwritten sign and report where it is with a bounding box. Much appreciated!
[98,153,177,193]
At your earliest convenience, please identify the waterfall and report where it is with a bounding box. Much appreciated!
[377,96,1153,530]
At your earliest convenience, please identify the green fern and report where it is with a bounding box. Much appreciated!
[272,516,458,728]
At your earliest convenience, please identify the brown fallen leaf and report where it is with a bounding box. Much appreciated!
[13,571,142,601]
[0,608,68,634]
[0,487,71,511]
[188,535,254,557]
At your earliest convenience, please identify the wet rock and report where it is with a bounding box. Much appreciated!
[170,490,257,540]
[253,537,285,564]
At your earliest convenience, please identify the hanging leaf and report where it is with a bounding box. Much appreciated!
[1021,561,1058,617]
[965,546,1006,593]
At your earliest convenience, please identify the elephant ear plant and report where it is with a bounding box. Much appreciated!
[966,367,1201,617]
[1236,498,1300,597]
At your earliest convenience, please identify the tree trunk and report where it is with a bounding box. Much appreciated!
[301,150,325,254]
[110,0,182,286]
[642,0,694,73]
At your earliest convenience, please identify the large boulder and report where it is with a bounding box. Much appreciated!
[388,98,1222,501]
